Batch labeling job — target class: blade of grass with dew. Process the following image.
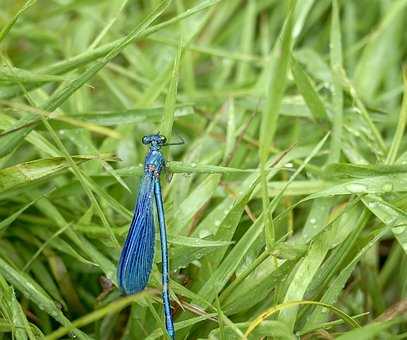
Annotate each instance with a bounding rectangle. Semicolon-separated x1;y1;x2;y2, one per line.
290;55;328;122
338;71;386;156
0;101;120;139
223;197;360;316
293;0;316;38
29;196;117;282
235;0;256;84
278;203;369;330
362;195;407;253
146;314;218;340
31;96;120;246
0;274;35;340
20;222;96;267
195;134;328;305
221;258;296;315
179;149;310;272
209;320;294;340
88;0;131;50
300;197;333;242
335;318;404;340
0;155;112;197
328;0;343;163
191;146;308;258
259;0;295;245
46;253;85;315
171;185;254;270
0;0;37;43
306;173;407;199
303;225;389;330
0;257;89;339
44;290;154;340
222;99;236;163
23;224;71;271
159;38;183;139
2;1;407;338
244;300;359;338
173;174;222;234
0;0;224;102
353;0;407;101
18;246;66;309
324;162;407;179
169;235;232;248
0;192;46;232
385;69;407;164
149;35;263;65
297;201;367;295
0;0;170;158
0;113;61;157
0;66;65;84
11;286;37;340
50;105;194;126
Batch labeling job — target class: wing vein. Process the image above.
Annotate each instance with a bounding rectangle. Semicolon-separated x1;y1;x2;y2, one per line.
118;173;155;294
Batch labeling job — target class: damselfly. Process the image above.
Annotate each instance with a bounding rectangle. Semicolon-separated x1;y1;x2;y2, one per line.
118;134;182;339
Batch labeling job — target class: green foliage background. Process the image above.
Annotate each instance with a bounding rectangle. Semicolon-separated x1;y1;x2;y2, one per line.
1;0;407;339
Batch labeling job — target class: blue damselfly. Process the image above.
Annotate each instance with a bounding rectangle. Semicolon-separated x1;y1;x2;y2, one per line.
118;134;182;339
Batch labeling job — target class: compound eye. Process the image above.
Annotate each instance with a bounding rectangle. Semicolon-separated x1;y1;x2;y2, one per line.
160;135;167;144
142;136;150;144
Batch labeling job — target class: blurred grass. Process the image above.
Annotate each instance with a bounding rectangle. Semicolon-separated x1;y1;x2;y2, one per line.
0;0;407;339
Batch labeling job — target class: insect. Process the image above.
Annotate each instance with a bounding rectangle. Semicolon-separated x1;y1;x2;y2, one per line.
118;133;182;339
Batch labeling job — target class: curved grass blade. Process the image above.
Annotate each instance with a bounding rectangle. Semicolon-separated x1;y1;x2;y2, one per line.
0;0;36;43
44;290;155;340
0;155;114;198
244;300;360;338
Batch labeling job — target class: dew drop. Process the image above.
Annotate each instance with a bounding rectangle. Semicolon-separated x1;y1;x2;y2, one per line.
199;229;211;238
346;183;367;193
393;227;404;235
382;183;393;193
105;271;115;280
368;202;377;209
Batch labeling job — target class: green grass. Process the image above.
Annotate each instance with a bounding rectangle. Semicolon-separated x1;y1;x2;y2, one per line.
1;0;407;339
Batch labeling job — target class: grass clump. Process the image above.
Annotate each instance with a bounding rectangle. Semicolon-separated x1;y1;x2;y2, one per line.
1;0;407;339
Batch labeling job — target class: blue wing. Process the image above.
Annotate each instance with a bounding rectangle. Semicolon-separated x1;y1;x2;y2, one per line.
118;173;155;295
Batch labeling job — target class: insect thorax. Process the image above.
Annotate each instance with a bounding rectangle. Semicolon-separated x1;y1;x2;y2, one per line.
144;149;165;175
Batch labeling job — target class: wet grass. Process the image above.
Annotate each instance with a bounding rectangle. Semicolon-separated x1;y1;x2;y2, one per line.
1;0;407;339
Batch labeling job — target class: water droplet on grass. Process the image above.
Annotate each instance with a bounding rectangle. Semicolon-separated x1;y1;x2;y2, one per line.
393;227;404;235
368;201;377;209
382;183;393;192
199;229;210;238
346;183;367;193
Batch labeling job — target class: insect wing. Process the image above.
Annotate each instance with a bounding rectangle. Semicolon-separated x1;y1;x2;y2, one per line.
118;174;155;295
